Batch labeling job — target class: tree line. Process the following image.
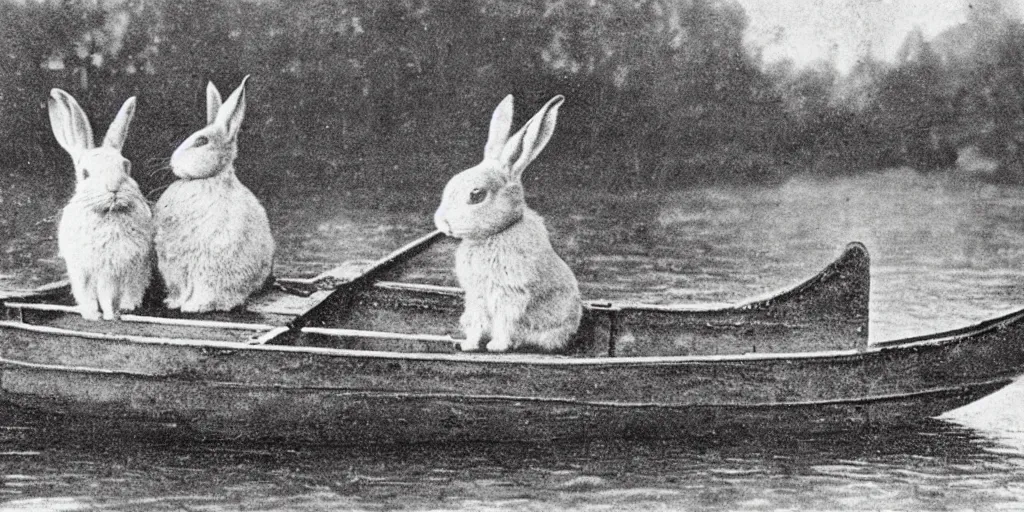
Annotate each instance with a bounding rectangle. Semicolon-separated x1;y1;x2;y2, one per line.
2;0;1024;197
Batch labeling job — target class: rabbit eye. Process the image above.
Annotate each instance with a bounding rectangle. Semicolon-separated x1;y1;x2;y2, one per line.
468;188;487;205
81;168;90;179
193;135;210;147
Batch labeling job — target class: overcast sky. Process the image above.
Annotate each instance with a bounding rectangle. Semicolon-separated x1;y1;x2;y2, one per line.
736;0;1024;73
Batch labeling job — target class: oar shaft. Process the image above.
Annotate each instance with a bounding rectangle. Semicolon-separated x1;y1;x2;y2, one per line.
345;229;446;285
287;229;449;328
276;230;446;295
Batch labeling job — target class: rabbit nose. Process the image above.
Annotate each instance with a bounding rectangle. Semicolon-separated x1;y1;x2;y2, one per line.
433;213;451;235
104;174;125;192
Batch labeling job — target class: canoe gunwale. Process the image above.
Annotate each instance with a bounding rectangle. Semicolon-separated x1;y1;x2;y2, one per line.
2;303;1023;365
608;241;869;314
339;241;871;315
872;306;1024;347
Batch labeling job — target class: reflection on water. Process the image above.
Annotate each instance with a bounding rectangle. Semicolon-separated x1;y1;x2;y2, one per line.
1;421;1024;511
1;422;1023;511
5;169;1024;510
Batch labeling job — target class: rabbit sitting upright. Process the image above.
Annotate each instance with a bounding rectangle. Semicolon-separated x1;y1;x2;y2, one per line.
48;89;153;320
153;76;274;313
434;95;581;353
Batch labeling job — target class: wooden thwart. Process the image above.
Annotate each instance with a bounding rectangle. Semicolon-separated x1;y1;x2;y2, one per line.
5;302;276;332
3;301;461;349
301;326;458;344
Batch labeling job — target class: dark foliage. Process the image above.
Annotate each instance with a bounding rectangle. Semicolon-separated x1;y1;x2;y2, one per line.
1;0;1023;196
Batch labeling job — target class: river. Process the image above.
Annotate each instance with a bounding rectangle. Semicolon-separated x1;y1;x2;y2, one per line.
2;168;1024;510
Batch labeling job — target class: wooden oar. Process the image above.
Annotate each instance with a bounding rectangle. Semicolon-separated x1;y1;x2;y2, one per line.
276;229;447;297
286;229;448;329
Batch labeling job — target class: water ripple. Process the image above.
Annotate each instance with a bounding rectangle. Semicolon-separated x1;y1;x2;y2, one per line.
5;171;1024;509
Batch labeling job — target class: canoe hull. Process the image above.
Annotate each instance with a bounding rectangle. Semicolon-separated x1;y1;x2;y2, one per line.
1;239;1017;446
0;367;1007;445
2;304;1023;445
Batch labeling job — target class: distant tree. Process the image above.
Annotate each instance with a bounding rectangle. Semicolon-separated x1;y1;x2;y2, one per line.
973;22;1024;181
9;0;968;192
855;28;954;170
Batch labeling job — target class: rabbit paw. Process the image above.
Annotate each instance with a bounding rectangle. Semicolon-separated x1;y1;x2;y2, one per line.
486;337;511;353
460;336;482;352
78;306;101;321
460;326;485;351
120;295;143;312
180;300;216;314
163;296;182;309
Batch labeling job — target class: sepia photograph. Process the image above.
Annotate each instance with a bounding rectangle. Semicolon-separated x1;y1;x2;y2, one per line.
2;0;1024;509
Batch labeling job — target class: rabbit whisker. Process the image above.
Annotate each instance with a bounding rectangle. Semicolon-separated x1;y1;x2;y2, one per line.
146;183;172;201
145;157;173;178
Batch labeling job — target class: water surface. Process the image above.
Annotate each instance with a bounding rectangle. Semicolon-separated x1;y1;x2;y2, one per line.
3;169;1024;510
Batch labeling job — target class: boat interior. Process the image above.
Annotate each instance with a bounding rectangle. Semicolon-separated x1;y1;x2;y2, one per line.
0;236;871;358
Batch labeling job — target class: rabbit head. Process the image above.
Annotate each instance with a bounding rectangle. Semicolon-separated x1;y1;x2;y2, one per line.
48;89;139;215
169;76;249;179
434;94;563;240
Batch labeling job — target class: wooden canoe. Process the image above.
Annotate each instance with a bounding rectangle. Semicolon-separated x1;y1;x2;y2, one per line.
0;297;1021;445
0;239;901;445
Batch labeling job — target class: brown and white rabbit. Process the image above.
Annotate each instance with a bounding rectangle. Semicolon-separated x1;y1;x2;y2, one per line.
49;89;153;321
433;95;581;352
153;76;274;312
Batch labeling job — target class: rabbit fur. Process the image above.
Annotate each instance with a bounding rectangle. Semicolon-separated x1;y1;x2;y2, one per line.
49;89;153;321
434;95;581;352
153;76;274;312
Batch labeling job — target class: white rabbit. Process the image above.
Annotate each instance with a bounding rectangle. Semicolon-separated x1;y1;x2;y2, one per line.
49;89;153;321
433;95;581;352
153;76;274;313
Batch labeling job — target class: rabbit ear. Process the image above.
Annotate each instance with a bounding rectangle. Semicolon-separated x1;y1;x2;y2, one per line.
483;95;514;160
499;95;564;181
101;96;136;150
214;75;249;140
48;89;95;160
206;81;222;125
